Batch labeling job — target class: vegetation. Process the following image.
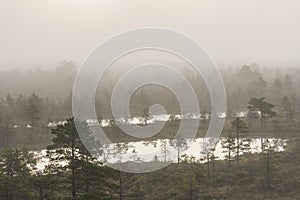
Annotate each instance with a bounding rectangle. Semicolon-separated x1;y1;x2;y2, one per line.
0;63;300;199
0;124;298;199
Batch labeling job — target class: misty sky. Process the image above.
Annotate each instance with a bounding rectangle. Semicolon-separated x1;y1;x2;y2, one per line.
0;0;300;70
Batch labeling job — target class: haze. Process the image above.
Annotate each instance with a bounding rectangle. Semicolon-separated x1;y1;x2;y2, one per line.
0;0;300;70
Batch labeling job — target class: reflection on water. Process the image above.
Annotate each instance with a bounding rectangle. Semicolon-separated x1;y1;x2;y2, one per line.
33;137;286;171
102;137;286;163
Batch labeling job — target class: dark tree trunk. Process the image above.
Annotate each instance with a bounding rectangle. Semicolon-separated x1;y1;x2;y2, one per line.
40;187;43;200
177;148;180;164
266;149;271;190
71;145;76;200
119;171;122;200
164;145;167;162
207;154;210;181
228;150;231;169
237;128;240;165
261;113;265;151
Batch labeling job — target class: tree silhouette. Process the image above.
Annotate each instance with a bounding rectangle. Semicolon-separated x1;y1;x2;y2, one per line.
254;76;267;97
282;95;294;122
170;136;188;164
231;117;248;165
248;97;276;150
25;93;42;128
47;117;97;200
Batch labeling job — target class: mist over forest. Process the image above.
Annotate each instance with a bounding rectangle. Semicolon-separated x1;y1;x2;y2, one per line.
1;60;299;119
1;1;300;198
0;60;300;199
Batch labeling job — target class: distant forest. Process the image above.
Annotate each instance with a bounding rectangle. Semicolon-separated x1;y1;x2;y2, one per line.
0;61;299;121
0;62;300;199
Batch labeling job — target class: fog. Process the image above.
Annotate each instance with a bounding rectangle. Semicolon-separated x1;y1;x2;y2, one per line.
1;0;300;71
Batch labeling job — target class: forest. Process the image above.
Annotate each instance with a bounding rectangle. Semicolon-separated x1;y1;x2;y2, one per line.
0;61;299;199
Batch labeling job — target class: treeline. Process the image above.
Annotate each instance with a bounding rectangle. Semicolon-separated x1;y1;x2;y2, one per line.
1;62;300;117
0;93;299;149
0;93;72;127
0;60;77;99
0;117;298;199
224;63;299;113
0;92;72;149
1;63;300;124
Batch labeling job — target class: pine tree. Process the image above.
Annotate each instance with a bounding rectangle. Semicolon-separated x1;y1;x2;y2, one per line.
222;134;236;169
231;117;248;165
25;92;42;128
0;148;36;200
282;95;294;122
254;76;267;97
248;97;276;150
170;136;188;164
47;117;97;199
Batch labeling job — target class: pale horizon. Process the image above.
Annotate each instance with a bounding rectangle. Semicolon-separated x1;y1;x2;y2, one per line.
1;0;300;71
